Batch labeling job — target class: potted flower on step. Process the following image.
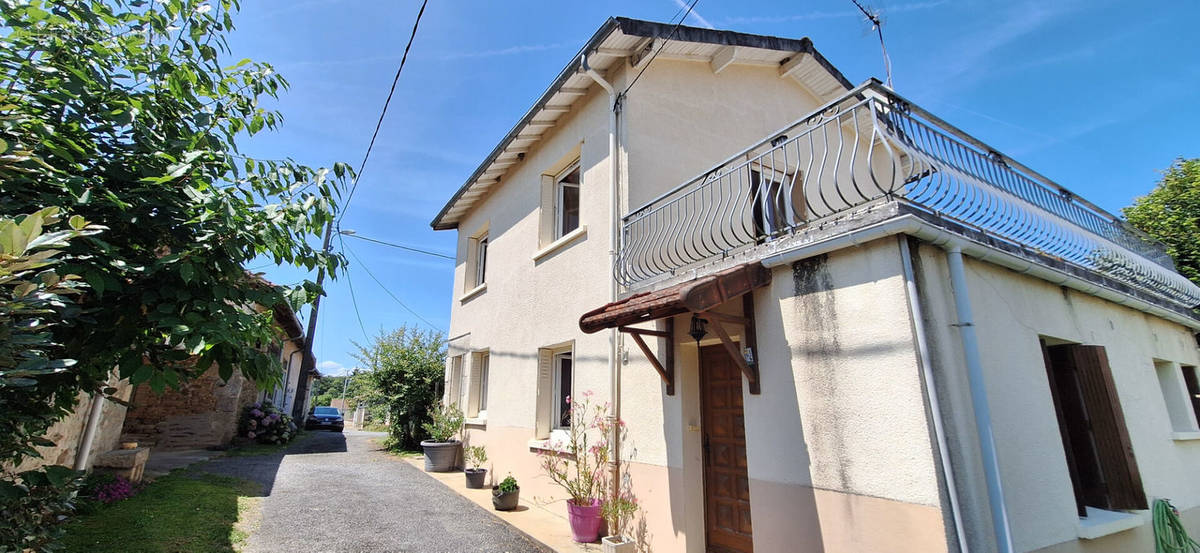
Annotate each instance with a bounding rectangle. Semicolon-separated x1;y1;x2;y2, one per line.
464;445;488;489
420;401;464;472
492;474;520;511
537;391;611;543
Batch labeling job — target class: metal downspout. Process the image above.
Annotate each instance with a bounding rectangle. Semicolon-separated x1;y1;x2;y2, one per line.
899;237;969;552
74;372;114;471
945;246;1014;553
581;53;623;535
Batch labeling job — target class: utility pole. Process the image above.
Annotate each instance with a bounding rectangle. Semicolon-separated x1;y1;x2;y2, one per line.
291;221;334;422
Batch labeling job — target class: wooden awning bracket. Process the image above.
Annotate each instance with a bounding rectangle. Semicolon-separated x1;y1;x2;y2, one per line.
619;318;675;395
699;295;761;394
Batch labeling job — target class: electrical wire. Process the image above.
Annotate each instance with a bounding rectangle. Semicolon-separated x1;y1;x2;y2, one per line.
338;234;371;341
338;0;429;223
621;0;700;97
340;232;454;260
341;241;443;332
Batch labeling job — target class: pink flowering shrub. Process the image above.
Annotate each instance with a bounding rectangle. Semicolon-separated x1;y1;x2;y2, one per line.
80;472;139;506
537;391;640;534
238;400;297;444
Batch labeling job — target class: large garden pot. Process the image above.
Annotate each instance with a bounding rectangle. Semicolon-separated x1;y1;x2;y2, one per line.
464;468;488;489
492;485;520;511
420;440;461;472
567;498;603;543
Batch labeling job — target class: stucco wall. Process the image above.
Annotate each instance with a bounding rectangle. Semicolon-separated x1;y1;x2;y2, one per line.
443;55;940;552
912;240;1200;552
7;379;134;474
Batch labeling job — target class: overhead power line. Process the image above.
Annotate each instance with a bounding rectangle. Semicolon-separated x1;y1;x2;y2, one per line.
340;232;454;260
338;234;371;341
342;242;443;332
338;0;429;223
622;0;700;97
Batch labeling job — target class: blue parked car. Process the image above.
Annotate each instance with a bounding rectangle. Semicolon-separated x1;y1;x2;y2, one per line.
306;406;344;431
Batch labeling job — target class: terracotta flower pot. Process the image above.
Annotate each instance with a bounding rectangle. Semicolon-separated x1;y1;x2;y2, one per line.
567;498;603;543
492;485;520;511
420;440;461;472
465;468;487;489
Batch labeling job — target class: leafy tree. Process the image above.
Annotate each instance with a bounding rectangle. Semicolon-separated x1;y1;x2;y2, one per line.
1124;158;1200;285
354;326;445;450
0;0;348;424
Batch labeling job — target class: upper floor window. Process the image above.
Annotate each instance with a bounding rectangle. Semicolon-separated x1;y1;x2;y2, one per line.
474;235;488;286
555;163;581;239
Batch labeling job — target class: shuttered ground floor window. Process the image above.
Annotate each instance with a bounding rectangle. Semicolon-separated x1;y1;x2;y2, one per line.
1041;340;1147;517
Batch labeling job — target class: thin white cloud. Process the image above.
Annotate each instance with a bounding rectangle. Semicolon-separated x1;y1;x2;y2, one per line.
721;1;947;25
672;0;716;29
318;360;345;374
437;43;569;61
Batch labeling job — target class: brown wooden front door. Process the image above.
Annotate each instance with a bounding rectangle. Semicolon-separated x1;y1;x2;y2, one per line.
701;344;753;553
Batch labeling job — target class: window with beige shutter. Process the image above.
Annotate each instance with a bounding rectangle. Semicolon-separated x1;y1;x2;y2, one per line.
534;342;573;440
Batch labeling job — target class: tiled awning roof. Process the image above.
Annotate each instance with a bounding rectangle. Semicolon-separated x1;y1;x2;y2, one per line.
579;262;770;333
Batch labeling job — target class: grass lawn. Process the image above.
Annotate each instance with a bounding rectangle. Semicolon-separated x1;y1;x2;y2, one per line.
61;473;262;553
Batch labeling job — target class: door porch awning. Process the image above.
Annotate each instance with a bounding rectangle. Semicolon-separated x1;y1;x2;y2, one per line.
579;262;771;334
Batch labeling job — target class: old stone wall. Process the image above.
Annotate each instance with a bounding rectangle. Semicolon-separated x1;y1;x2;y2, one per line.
6;378;134;474
121;363;257;450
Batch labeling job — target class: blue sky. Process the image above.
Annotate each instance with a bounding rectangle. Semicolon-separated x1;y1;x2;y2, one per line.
228;0;1198;376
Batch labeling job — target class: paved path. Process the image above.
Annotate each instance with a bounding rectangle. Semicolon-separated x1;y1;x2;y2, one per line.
194;430;550;553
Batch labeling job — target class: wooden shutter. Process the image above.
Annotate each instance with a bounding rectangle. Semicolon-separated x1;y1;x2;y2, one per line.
534;349;553;439
466;353;482;417
1047;344;1148;510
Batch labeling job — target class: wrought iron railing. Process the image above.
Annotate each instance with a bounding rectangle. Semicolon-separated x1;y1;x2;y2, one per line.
617;81;1200;309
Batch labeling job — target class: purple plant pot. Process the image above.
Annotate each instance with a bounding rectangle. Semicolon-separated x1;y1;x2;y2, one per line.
567;498;603;543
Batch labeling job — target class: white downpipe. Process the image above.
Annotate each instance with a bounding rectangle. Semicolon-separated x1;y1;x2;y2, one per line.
74;389;106;471
581;54;623;534
898;236;969;553
946;246;1014;553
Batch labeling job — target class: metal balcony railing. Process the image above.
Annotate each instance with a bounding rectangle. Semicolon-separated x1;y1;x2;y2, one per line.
617;81;1200;309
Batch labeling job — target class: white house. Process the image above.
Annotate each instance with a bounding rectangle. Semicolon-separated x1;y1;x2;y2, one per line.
431;17;1200;553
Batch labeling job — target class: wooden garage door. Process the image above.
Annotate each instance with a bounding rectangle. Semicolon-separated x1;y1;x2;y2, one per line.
701;345;753;553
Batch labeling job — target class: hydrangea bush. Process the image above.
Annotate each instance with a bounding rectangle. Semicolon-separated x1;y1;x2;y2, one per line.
238;400;298;444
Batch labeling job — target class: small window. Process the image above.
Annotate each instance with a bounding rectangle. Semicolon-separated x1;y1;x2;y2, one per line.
475;236;488;286
1155;360;1200;432
553;351;573;429
477;351;489;413
1041;340;1147;515
1181;365;1200;425
555;164;581;239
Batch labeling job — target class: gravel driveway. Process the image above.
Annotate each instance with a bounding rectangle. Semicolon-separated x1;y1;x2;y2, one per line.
195;430;549;553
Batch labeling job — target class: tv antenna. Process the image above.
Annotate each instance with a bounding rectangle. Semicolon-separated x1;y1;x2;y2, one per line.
850;0;894;88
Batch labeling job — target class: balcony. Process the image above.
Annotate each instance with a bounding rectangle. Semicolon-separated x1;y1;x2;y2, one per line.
616;80;1200;312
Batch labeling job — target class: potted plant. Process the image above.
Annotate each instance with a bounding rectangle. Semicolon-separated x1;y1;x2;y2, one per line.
600;483;638;553
420;401;465;472
464;445;488;489
537;391;612;543
492;474;520;511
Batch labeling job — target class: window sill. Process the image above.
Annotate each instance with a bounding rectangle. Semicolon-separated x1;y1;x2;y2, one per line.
1077;507;1148;540
527;438;575;459
1172;431;1200;441
465;417;487;428
532;225;587;262
459;283;487;303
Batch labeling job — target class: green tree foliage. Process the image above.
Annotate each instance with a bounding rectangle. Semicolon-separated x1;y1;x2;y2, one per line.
354;326;445;450
0;0;349;405
310;370;375;411
0;208;101;466
1124;158;1200;286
